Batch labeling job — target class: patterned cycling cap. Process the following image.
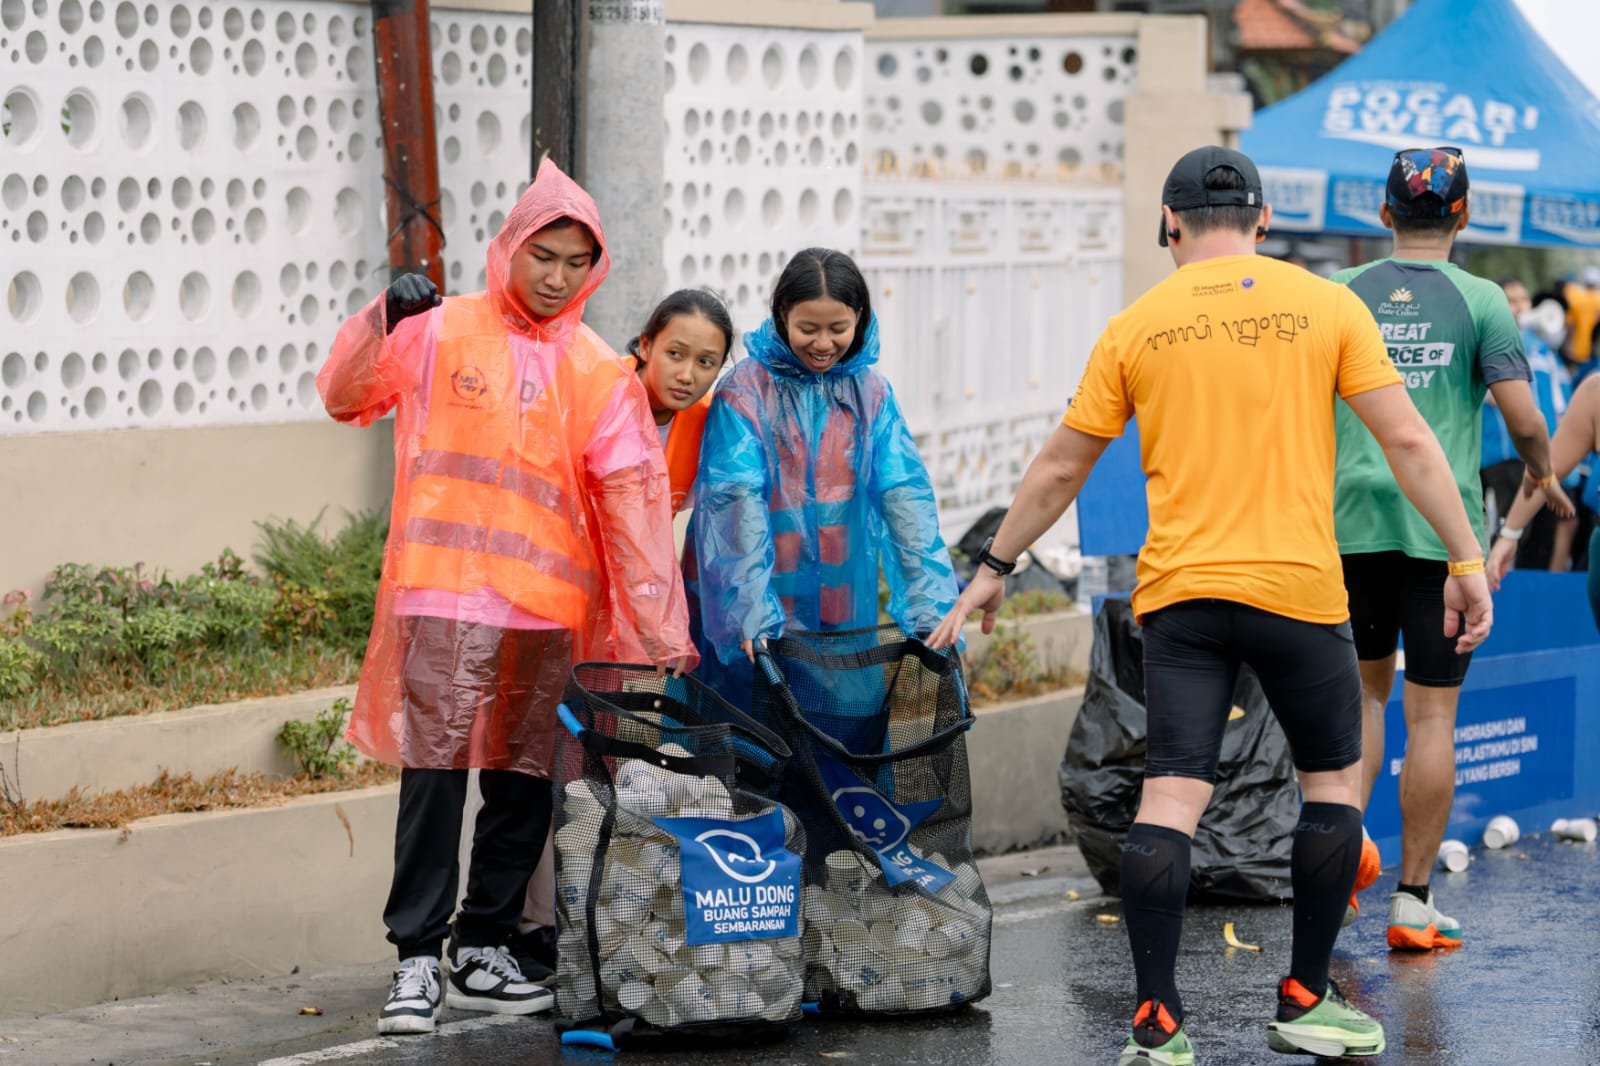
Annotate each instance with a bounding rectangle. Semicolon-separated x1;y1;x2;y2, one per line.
1385;146;1469;218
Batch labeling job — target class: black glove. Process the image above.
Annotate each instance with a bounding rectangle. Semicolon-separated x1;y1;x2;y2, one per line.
384;273;440;335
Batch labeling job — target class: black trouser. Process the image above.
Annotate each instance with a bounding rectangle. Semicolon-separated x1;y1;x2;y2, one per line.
385;767;553;961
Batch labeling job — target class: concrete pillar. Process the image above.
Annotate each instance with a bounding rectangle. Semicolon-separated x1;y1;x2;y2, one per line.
1121;15;1253;302
579;0;668;350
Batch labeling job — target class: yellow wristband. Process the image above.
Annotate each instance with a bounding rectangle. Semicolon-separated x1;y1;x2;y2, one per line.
1536;472;1558;488
1447;558;1485;577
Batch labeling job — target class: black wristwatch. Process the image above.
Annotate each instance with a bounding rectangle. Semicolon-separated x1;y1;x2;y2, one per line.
976;536;1017;577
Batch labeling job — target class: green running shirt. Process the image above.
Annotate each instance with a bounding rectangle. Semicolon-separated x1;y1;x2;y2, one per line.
1332;258;1530;559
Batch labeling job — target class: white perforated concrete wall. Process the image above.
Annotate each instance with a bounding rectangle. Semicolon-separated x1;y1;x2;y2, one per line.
661;23;862;333
863;34;1135;182
1;0;533;434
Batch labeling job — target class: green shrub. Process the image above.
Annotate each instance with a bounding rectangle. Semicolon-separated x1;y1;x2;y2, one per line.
0;510;382;727
0;635;42;702
255;508;387;653
277;698;359;779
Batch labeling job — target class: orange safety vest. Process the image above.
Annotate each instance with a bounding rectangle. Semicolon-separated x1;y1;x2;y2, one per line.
623;355;711;514
394;294;620;628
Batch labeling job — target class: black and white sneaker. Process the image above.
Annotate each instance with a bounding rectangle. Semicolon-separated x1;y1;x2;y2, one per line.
377;956;443;1035
446;945;555;1015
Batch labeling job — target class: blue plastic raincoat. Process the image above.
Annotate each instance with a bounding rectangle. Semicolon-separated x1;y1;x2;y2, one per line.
688;314;957;702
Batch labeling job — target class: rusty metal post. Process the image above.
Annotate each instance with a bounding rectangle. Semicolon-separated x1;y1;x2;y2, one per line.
532;0;584;173
370;0;445;290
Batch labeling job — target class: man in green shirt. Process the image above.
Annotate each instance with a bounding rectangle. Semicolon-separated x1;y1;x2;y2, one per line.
1334;147;1572;951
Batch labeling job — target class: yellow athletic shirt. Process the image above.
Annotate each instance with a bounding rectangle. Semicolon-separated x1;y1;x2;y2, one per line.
1063;255;1401;624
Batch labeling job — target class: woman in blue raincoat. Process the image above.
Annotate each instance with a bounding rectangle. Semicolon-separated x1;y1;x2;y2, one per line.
689;247;958;708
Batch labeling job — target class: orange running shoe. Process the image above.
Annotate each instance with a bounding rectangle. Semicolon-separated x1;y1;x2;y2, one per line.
1342;833;1381;927
1386;890;1463;951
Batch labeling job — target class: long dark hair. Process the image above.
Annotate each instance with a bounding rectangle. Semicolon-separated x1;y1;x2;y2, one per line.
626;288;735;362
770;248;872;360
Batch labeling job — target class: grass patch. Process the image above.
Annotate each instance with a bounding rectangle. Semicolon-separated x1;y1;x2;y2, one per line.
1;642;356;731
0;762;399;837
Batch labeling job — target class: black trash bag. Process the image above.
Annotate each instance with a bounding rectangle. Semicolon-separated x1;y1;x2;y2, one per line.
953;507;1078;598
1058;598;1298;903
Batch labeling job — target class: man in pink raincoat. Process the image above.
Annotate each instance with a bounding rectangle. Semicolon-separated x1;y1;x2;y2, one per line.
318;159;694;1035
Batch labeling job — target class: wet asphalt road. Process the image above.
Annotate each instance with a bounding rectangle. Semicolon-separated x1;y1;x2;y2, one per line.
12;838;1599;1066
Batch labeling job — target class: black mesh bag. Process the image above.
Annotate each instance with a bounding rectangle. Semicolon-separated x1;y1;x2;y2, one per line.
552;664;805;1051
750;625;992;1015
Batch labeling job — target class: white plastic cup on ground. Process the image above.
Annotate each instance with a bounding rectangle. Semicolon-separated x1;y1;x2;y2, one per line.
1552;817;1598;842
1437;839;1470;872
1482;814;1520;849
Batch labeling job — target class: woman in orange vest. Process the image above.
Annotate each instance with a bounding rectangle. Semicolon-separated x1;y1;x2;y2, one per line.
316;158;694;1037
625;289;735;514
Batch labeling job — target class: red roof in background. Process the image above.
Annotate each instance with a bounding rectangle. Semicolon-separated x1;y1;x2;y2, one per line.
1234;0;1360;54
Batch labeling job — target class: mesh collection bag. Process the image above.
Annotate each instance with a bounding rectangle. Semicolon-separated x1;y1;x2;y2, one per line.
553;664;806;1050
751;626;992;1015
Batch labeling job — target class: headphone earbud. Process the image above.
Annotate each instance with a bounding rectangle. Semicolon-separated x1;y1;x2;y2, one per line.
1166;228;1181;242
1256;226;1268;240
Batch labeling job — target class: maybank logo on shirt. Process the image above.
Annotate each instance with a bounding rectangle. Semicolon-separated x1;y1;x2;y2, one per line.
1321;83;1540;170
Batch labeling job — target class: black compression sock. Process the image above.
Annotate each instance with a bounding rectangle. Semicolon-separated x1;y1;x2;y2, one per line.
1397;882;1431;903
1289;802;1363;998
1120;822;1193;1023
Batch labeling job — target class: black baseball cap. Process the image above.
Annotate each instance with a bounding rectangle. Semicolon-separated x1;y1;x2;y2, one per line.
1158;146;1263;247
1386;146;1469;218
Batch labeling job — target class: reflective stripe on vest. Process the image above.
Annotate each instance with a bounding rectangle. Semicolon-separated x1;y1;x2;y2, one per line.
412;449;571;514
405;517;598;596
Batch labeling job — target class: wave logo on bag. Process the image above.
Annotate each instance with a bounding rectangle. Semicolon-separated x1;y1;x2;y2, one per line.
692;828;778;884
815;755;955;892
655;809;801;945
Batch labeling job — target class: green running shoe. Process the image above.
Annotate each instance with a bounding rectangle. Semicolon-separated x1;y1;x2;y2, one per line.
1118;999;1195;1066
1266;977;1385;1058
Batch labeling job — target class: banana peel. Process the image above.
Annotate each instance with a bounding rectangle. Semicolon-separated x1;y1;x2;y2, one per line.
1223;921;1262;952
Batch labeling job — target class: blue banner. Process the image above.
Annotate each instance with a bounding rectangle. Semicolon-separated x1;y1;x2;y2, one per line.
652;809;800;946
815;755;955;892
1366;677;1577;844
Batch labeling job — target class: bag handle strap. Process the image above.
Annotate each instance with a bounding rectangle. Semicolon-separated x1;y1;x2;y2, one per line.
753;643;972;767
557;704;738;781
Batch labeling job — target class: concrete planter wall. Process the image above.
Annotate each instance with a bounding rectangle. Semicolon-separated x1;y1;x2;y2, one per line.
0;609;1089;1017
968;688;1083;855
0;784;398;1019
962;609;1091;681
1;685;356;803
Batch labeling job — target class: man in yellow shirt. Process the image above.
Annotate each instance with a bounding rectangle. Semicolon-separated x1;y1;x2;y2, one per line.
930;146;1492;1065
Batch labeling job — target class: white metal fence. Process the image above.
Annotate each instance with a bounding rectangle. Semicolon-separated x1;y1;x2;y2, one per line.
3;2;1135;545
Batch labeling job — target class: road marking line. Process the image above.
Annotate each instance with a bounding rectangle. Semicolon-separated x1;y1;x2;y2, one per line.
256;1014;524;1065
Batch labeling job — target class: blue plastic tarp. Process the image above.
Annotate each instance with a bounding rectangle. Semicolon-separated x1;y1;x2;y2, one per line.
1240;0;1600;247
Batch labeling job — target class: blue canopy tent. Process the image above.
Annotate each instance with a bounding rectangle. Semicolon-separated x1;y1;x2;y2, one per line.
1240;0;1600;247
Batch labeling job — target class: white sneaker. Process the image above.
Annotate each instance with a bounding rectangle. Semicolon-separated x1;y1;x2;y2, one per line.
446;945;555;1015
1386;890;1463;951
377;956;443;1035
